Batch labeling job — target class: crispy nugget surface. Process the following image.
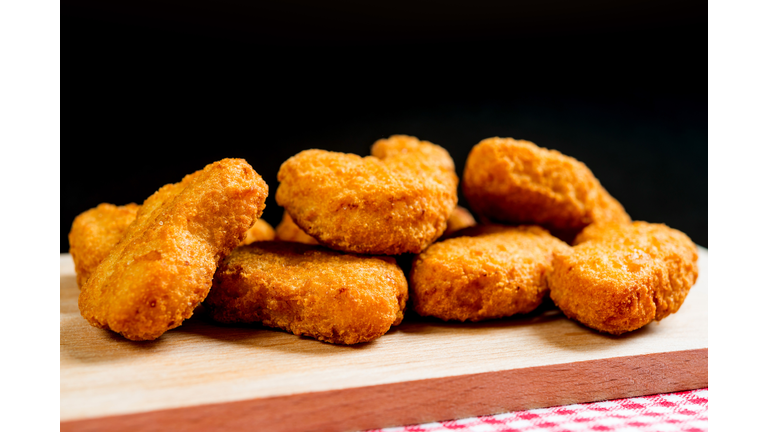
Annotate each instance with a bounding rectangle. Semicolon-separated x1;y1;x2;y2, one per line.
441;206;477;239
79;159;268;341
205;242;408;345
69;203;140;288
462;138;630;241
275;211;319;244
276;135;459;255
411;226;569;322
549;222;698;334
69;200;268;280
241;218;276;245
276;207;474;245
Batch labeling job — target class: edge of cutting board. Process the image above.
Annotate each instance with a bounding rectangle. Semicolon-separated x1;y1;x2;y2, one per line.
61;348;707;432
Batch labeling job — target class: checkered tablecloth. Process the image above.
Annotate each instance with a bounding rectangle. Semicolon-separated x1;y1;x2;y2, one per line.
369;388;708;432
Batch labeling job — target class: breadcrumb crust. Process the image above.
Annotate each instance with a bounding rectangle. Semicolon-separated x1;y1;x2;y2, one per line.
276;135;458;255
275;211;319;244
411;225;569;322
69;203;140;288
463;137;630;241
549;222;698;334
206;242;408;345
78;159;268;341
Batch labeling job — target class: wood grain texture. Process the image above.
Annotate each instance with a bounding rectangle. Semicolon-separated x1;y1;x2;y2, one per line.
61;248;708;431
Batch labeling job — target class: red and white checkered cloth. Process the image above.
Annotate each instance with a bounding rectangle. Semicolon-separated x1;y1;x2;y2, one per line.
370;389;708;432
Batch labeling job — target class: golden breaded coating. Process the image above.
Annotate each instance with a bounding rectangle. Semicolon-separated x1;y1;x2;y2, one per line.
548;222;698;334
273;207;469;246
68;203;140;288
410;226;569;322
462;137;630;241
274;211;319;244
241;218;276;245
205;242;408;345
70;199;268;275
276;135;459;255
79;159;268;341
441;206;477;239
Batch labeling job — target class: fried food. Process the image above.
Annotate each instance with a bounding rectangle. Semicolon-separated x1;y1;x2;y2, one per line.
205;242;408;345
275;135;459;255
274;211;318;244
410;225;569;322
440;206;477;239
68;203;140;288
548;222;698;334
241;218;276;245
69;202;269;287
462;137;630;241
275;206;474;246
79;159;268;341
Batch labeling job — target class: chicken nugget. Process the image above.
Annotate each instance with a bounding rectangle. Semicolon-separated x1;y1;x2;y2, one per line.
68;203;140;288
548;222;698;334
275;135;459;255
69;201;271;285
410;225;569;322
241;218;276;245
79;159;268;341
205;242;408;345
70;172;202;290
274;211;319;244
276;206;475;246
440;205;477;239
462;137;630;241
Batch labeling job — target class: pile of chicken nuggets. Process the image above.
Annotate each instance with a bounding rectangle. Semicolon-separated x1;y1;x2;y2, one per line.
69;135;698;344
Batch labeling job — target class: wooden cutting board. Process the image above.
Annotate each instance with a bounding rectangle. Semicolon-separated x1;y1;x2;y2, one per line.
60;248;708;432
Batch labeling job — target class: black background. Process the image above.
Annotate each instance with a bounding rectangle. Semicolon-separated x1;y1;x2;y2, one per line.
62;0;707;252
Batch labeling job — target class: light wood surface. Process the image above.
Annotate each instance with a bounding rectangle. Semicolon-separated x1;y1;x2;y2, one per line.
61;247;708;431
